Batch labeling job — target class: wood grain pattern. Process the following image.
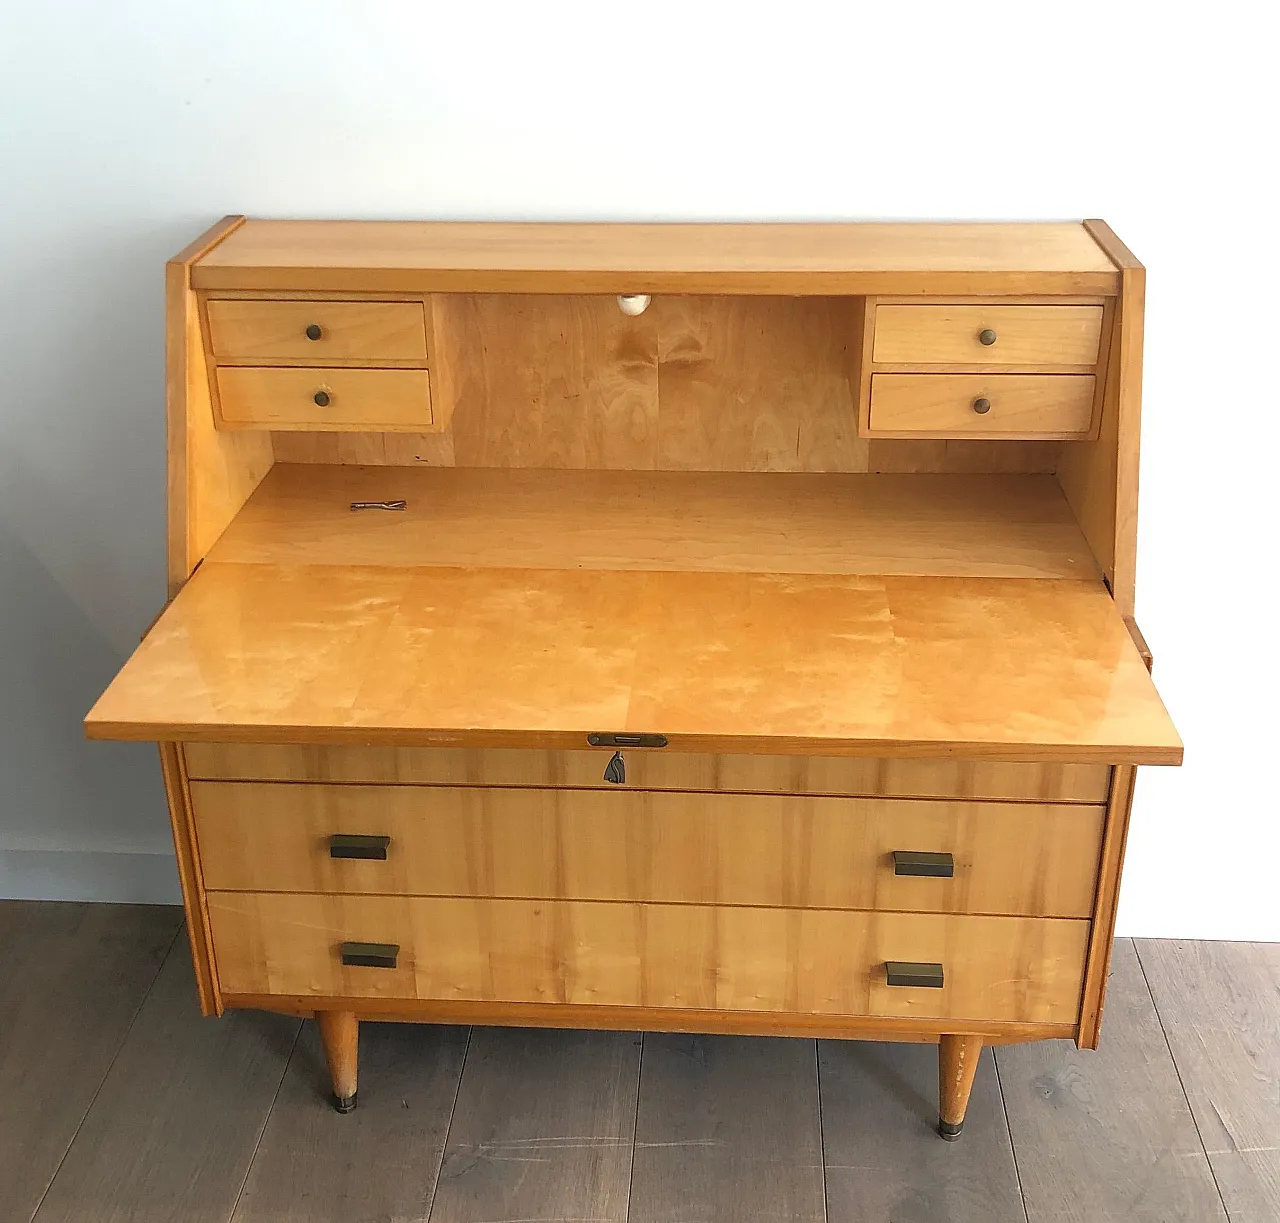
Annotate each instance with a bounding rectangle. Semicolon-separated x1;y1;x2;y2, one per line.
167;217;274;591
230;1021;469;1223
207;464;1102;580
820;1041;1026;1221
182;741;1113;802
996;939;1227;1222
429;1027;639;1223
205;892;1090;1024
87;565;1181;765
869;374;1096;439
1057;219;1144;613
206;297;428;362
629;1034;825;1223
1137;939;1280;1223
190;781;1105;918
222;992;1074;1042
30;938;301;1223
1078;763;1137;1047
215;367;433;431
190;219;1121;295
873;303;1104;366
158;742;221;1015
0;903;179;1223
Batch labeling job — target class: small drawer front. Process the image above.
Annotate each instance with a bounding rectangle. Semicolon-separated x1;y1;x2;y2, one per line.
182;743;1112;804
869;374;1095;439
206;892;1089;1025
190;782;1105;918
872;304;1103;367
206;299;428;362
215;366;432;431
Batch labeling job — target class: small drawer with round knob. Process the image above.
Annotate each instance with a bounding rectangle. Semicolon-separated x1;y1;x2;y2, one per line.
868;373;1096;439
215;366;433;431
871;304;1103;367
205;299;429;362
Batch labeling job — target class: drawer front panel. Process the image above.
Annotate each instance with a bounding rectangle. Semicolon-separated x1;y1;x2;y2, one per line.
207;892;1088;1025
872;304;1103;366
191;783;1105;917
206;299;428;362
183;743;1111;804
216;366;432;431
869;374;1095;439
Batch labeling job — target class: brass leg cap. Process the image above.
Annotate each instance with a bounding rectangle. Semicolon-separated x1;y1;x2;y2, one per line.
938;1118;963;1141
333;1092;357;1114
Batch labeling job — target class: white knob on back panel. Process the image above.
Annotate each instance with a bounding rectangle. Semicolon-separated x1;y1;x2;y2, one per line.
617;294;651;316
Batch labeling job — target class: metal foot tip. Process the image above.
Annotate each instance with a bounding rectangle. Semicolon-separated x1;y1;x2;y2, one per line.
938;1118;963;1141
333;1092;357;1114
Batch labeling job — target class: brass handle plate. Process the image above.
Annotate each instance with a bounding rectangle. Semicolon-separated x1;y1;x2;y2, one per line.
329;833;391;860
893;850;954;878
341;941;400;969
588;732;668;748
886;961;944;988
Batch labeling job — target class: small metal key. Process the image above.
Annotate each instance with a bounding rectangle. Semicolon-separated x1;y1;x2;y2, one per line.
349;500;407;511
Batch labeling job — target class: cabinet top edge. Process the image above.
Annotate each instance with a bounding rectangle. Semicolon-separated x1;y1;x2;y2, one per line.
186;219;1122;295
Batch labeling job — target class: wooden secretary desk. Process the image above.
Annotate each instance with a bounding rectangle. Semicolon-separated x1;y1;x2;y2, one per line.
86;217;1181;1139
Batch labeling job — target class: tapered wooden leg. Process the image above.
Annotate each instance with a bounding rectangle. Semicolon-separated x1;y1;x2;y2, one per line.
937;1034;983;1140
318;1011;359;1113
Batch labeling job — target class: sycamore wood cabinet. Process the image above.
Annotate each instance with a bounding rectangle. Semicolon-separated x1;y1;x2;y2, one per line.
86;218;1180;1138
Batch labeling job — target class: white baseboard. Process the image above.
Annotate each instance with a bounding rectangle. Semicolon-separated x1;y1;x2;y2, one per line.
0;849;182;904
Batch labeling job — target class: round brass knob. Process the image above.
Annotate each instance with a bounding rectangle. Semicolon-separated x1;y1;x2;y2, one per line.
313;390;331;407
972;397;991;414
978;328;997;346
305;323;323;341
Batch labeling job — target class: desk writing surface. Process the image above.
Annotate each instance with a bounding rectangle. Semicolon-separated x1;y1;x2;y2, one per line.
85;561;1180;764
192;221;1120;295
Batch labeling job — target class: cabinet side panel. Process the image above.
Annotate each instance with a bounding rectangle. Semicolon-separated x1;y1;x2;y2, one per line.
157;742;222;1015
1077;763;1137;1047
167;216;273;593
1057;221;1144;615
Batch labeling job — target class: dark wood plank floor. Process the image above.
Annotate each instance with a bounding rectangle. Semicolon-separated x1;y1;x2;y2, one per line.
1;902;1275;1223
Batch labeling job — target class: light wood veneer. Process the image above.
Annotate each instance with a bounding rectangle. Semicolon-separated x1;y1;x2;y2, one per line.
206;892;1089;1025
190;782;1104;918
85;217;1180;1139
183;742;1112;802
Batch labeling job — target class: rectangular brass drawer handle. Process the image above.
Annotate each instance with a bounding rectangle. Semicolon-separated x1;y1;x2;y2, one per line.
885;960;944;988
328;834;391;860
340;941;400;969
892;850;954;878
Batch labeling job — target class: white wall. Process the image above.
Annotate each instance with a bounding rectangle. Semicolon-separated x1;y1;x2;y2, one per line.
1;1;1275;936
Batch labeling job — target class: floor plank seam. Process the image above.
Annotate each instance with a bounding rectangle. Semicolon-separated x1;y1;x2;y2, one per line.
622;1030;644;1223
26;920;184;1223
991;1043;1033;1223
227;1017;303;1222
1133;940;1235;1222
424;1023;473;1223
813;1040;829;1223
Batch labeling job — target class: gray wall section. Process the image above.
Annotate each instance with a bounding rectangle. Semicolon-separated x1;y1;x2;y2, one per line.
0;221;190;902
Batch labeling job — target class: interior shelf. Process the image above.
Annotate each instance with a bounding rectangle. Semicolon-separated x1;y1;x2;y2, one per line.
209;464;1102;581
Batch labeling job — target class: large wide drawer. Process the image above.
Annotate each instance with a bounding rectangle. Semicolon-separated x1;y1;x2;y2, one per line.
206;299;429;362
207;892;1089;1025
182;743;1111;804
215;366;433;431
872;304;1103;367
869;374;1096;439
190;783;1104;917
